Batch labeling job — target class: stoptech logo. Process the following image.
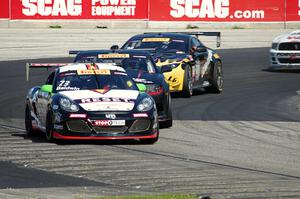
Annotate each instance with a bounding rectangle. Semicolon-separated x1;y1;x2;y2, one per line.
170;0;264;19
22;0;82;16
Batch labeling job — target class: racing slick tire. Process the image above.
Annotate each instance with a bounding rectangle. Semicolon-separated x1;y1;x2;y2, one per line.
46;111;55;142
25;105;38;136
181;65;193;98
161;95;173;128
207;61;224;93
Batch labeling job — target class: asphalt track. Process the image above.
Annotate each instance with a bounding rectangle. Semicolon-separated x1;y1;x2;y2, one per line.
0;47;300;198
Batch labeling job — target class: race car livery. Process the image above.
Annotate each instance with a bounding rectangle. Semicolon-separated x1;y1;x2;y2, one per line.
72;50;173;127
118;32;224;97
25;63;159;143
270;30;300;70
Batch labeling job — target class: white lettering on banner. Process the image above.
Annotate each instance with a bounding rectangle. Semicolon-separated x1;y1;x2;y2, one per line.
298;0;300;16
170;0;229;18
22;0;82;16
91;0;136;16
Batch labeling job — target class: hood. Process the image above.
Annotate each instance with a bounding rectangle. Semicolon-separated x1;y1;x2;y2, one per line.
59;89;139;112
273;31;300;43
152;51;189;67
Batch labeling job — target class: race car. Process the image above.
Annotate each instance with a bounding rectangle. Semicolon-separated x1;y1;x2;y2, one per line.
25;63;159;143
113;32;224;97
270;30;300;70
71;50;173;128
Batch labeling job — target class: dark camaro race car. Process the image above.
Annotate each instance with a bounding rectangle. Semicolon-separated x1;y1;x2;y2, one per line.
114;32;224;97
71;50;173;128
25;63;159;143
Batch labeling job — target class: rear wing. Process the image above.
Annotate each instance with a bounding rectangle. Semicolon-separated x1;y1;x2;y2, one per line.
26;63;70;81
69;50;82;55
143;31;221;48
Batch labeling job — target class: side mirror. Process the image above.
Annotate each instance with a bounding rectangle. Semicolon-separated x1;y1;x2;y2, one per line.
196;46;207;53
110;45;119;50
161;65;172;73
136;83;146;92
41;84;53;93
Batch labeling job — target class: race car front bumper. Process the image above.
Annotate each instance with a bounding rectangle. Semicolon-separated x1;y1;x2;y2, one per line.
163;65;185;92
270;49;300;70
52;111;158;140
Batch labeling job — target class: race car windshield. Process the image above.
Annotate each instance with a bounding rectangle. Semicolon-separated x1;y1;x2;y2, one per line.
75;56;156;73
123;39;188;53
54;71;137;92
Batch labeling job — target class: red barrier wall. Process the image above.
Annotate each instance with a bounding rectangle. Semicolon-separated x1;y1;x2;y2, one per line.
149;0;284;22
286;0;300;21
0;0;9;18
11;0;148;19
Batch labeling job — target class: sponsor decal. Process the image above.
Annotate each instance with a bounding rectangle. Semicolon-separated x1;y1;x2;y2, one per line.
77;69;111;75
22;0;82;16
86;64;99;70
133;113;148;118
213;53;220;59
92;89;110;94
54;124;64;130
126;80;133;87
80;97;135;104
105;114;116;119
69;113;87;118
93;120;125;126
98;54;130;59
142;38;171;42
91;0;136;16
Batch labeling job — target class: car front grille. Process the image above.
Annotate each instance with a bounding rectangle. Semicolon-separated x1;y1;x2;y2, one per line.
93;126;128;134
278;58;300;64
66;120;91;133
128;119;151;133
279;43;300;51
66;119;151;134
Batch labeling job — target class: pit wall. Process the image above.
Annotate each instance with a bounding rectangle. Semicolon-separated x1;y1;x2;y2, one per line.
1;0;300;28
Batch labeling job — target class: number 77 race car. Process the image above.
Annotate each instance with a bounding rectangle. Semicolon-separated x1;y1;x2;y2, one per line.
25;63;159;144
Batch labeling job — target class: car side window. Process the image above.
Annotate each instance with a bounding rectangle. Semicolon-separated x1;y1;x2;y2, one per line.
191;37;203;48
46;72;55;85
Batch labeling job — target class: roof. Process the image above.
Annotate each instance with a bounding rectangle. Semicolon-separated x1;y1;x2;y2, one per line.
77;50;152;58
58;63;126;73
130;33;191;40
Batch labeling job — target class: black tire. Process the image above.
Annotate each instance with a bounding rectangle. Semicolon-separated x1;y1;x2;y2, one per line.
207;61;224;93
161;95;173;128
181;65;193;97
25;105;38;136
45;111;55;142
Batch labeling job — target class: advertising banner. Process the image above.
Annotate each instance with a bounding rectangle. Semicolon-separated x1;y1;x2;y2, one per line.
286;0;300;21
0;0;9;18
11;0;148;19
149;0;285;22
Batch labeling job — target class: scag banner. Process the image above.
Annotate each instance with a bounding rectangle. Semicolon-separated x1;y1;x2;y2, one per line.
0;0;9;18
149;0;285;22
286;0;300;21
11;0;148;19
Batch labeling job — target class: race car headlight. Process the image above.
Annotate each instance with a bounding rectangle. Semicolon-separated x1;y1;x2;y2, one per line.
59;98;79;112
137;97;154;112
272;43;278;50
